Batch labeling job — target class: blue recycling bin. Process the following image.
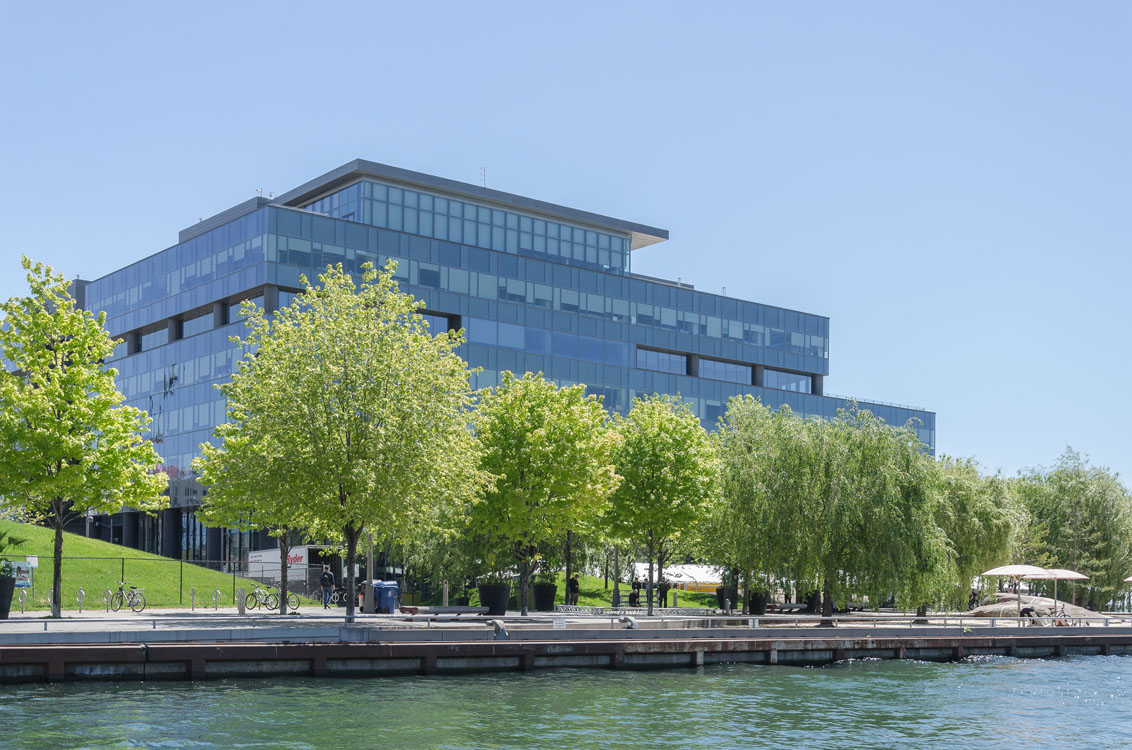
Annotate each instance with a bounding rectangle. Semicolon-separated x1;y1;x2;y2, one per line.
375;581;399;614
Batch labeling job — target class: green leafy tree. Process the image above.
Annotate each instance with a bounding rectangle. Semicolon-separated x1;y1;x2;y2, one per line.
1015;448;1132;609
606;394;717;615
199;261;483;622
468;371;620;615
931;457;1021;607
712;396;948;620
0;257;168;617
195;410;309;615
707;396;798;611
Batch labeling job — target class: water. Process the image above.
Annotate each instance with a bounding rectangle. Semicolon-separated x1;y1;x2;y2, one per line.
2;656;1130;749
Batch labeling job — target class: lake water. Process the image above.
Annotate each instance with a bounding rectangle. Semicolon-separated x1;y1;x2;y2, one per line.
2;656;1129;749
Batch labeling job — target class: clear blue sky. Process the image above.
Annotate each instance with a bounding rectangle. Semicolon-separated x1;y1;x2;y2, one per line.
2;3;1129;480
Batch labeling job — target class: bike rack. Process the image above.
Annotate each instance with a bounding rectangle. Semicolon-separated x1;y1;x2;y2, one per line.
212;589;221;611
104;589;111;613
17;590;26;614
75;588;85;614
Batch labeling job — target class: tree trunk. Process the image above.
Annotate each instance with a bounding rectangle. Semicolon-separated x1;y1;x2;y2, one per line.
520;557;531;616
564;530;574;602
603;552;608;590
820;580;834;626
742;569;750;615
646;538;655;616
344;524;360;623
51;499;64;619
612;547;620;606
278;532;291;616
914;603;928;624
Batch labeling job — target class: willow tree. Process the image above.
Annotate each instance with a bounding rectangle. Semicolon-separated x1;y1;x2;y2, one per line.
468;372;620;615
932;457;1021;607
0;257;168;617
708;396;799;611
1015;448;1132;609
713;396;949;620
208;261;483;622
606;394;717;615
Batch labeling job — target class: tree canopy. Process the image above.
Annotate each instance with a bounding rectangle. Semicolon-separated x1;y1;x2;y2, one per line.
710;396;950;618
1014;448;1132;608
606;394;717;615
467;371;620;615
0;257;167;617
196;261;484;621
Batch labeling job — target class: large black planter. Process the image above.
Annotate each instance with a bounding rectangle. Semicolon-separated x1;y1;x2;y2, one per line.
803;590;821;614
532;583;557;611
715;586;739;610
477;583;511;616
750;591;768;616
0;577;14;620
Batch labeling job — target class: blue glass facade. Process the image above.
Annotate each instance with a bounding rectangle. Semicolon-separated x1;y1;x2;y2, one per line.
80;160;935;559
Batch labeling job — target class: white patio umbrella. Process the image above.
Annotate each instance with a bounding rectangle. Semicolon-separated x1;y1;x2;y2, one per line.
1026;568;1089;611
981;565;1054;620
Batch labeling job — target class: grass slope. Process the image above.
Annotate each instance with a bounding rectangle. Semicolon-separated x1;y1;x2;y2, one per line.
0;520;273;611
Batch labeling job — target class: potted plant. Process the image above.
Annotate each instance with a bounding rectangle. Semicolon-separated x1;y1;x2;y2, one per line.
532;570;558;612
476;573;512;616
0;529;28;620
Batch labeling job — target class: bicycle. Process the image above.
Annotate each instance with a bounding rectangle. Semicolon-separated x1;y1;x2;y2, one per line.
110;580;146;613
245;585;300;612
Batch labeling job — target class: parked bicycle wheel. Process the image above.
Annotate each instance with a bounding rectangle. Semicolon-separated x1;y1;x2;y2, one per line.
110;591;124;612
286;593;300;611
265;593;280;610
245;592;259;610
130;592;146;613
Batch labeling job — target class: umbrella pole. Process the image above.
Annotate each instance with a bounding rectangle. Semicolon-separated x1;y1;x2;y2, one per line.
1016;577;1021;624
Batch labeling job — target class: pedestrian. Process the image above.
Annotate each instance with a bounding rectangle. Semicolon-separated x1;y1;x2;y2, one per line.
320;564;335;609
658;577;670;608
568;574;581;605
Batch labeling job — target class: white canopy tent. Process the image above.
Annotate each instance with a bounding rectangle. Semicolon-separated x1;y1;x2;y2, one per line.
980;564;1054;620
1025;568;1089;612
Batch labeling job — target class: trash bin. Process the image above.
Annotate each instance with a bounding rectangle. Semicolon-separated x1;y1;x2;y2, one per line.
376;581;399;614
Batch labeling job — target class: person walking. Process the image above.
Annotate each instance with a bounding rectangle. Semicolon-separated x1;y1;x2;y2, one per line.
567;574;581;606
320;564;335;609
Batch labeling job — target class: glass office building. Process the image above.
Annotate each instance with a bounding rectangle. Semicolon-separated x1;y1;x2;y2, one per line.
78;159;935;562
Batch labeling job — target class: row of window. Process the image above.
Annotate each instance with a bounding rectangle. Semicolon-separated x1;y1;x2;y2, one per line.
306;180;631;274
85;211;268;321
636;349;687;375
700;359;751;385
465;369;933;448
365;256;827;357
764;369;813;393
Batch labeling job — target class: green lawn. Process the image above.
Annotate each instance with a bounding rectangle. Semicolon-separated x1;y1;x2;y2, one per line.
458;570;718;609
0;520;297;612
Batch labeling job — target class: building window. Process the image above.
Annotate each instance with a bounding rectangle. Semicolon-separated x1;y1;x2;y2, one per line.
701;359;751;385
182;313;212;338
636;348;686;375
229;295;264;322
765;369;812;393
140;329;168;351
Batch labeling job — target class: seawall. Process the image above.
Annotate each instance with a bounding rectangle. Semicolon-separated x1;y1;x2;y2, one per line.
2;626;1130;683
